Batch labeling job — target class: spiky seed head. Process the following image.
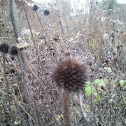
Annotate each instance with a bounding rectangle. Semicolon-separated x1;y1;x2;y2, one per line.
0;43;9;53
44;10;50;16
52;56;88;92
10;46;18;55
33;5;38;11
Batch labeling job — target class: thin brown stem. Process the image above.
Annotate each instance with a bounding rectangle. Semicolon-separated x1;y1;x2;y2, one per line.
3;53;14;125
63;89;70;126
21;0;40;76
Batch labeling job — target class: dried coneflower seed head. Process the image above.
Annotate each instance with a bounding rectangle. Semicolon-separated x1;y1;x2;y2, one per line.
10;46;18;55
44;10;50;16
0;43;9;53
33;5;38;11
52;56;88;92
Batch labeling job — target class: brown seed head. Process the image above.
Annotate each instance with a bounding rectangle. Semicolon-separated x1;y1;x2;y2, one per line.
52;56;88;92
0;43;10;53
10;46;18;55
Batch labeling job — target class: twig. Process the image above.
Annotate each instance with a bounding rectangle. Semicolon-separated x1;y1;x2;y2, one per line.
2;53;14;125
9;0;41;125
79;93;104;126
21;0;40;76
24;60;58;125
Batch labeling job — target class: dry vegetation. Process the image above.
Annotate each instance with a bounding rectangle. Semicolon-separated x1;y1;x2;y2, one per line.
0;0;126;126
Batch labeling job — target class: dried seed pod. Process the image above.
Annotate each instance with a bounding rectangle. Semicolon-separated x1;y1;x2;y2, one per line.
44;10;50;16
0;43;10;53
33;5;38;11
10;46;18;55
52;56;88;92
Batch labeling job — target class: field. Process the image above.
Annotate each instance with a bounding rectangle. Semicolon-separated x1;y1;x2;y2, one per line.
0;0;126;126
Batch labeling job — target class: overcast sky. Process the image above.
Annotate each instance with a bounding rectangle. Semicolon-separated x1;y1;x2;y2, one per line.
119;0;126;3
32;0;126;4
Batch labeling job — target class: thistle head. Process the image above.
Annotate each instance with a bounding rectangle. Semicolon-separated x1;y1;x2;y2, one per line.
0;43;10;53
10;46;18;55
33;5;38;11
51;56;88;92
44;10;50;16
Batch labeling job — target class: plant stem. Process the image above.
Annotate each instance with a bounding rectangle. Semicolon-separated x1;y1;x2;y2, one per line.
63;89;70;126
3;54;14;125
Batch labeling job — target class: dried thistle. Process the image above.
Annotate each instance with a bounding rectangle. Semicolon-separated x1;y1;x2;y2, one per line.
33;5;38;11
52;56;88;126
0;43;10;53
10;46;18;55
52;56;88;92
44;10;50;16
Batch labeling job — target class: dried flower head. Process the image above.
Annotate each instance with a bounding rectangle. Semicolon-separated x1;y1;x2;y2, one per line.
10;46;18;55
33;5;38;11
52;56;88;92
44;10;50;16
0;43;10;53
